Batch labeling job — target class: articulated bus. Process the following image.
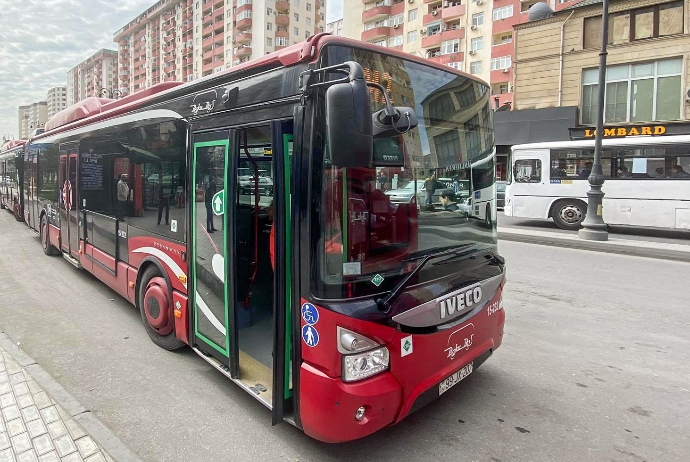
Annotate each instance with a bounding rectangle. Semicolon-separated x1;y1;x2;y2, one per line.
505;136;690;230
17;35;505;442
0;139;26;220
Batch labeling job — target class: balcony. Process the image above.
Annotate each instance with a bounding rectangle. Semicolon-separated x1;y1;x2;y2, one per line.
422;32;442;48
202;35;214;48
163;22;175;32
235;32;252;44
203;61;214;73
428;52;463;65
423;10;442;25
213;46;224;57
236;3;252;15
203;49;214;60
164;44;175;53
442;3;466;20
362;5;391;22
442;27;465;41
213;0;222;8
276;14;289;26
203;22;214;35
276;0;290;12
275;30;289;38
492;92;513;108
361;26;391;42
491;11;520;33
491;41;513;58
491;67;512;82
236;17;252;29
202;0;213;14
236;46;251;58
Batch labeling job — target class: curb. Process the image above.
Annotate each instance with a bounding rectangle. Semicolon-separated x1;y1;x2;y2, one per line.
498;228;690;263
0;330;144;462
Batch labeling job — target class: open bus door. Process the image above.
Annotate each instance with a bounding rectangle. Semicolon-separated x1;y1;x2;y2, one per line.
189;121;294;424
58;144;80;261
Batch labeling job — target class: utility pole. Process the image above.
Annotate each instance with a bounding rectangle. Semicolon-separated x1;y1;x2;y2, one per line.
579;0;609;241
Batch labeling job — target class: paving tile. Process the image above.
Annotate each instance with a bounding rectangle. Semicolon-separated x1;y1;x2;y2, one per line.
0;372;8;385
5;362;20;375
0;394;15;409
52;435;77;458
2;405;21;422
38;408;59;425
73;438;97;460
59;453;82;462
62;422;84;442
102;454;114;462
25;382;41;396
0;447;16;462
0;363;5;372
20;406;40;423
38;452;59;462
16;450;37;462
11;433;32;455
15;395;33;411
31;435;53;457
0;384;11;396
29;394;51;412
6;420;26;438
25;420;46;439
0;433;10;451
12;385;29;399
54;409;69;424
9;373;25;386
45;423;67;441
83;454;105;462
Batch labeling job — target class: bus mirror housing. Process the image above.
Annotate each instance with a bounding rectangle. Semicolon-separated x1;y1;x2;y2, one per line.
325;78;373;168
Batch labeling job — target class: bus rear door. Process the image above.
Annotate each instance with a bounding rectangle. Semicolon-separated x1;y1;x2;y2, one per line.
58;144;79;261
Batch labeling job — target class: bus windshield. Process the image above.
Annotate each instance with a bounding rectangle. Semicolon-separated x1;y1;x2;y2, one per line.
316;46;497;298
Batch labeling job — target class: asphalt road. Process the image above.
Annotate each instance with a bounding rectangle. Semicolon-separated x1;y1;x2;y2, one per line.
498;213;690;246
1;210;689;462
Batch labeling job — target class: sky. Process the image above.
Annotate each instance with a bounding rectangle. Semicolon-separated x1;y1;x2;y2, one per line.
0;0;345;141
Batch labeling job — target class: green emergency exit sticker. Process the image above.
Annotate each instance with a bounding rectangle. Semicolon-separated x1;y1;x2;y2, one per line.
371;274;384;287
212;190;224;216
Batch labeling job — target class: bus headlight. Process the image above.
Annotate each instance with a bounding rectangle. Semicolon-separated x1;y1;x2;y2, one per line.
343;346;390;382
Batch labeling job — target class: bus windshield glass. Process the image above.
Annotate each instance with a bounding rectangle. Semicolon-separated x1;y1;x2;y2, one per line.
316;46;497;298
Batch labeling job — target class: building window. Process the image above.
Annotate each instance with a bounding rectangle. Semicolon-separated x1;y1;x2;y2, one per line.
409;9;418;21
294;13;299;21
267;7;272;15
490;56;511;70
237;10;252;20
493;5;513;21
295;0;300;5
276;36;289;46
293;27;298;35
408;30;418;43
456;87;477;107
267;22;273;31
320;12;325;21
470;61;482;74
433;130;461;166
447;62;463;70
471;37;483;51
497;33;512;45
441;39;460;54
267;37;272;46
583;1;683;49
305;31;310;38
306;17;312;26
389;35;403;47
472;13;484;27
306;3;312;11
499;83;509;94
514;159;541;183
391;14;404;26
581;58;682;124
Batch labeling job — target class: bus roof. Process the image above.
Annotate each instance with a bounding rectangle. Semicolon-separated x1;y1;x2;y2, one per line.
511;135;690;152
31;34;487;143
0;139;26;153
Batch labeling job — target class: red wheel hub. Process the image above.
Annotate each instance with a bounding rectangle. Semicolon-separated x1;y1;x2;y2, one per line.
143;277;173;335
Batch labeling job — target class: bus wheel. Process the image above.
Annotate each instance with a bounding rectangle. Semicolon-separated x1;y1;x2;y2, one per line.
0;199;5;210
552;199;586;230
40;215;58;256
138;266;185;351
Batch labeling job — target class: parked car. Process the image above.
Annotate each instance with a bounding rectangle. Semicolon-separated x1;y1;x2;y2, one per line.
497;181;506;209
384;178;454;205
239;176;273;196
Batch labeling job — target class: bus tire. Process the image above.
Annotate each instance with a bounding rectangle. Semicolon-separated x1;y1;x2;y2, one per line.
552;199;586;230
0;199;5;210
40;215;58;256
138;266;185;351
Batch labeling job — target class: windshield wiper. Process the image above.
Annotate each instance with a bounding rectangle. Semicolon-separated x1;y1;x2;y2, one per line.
375;244;475;313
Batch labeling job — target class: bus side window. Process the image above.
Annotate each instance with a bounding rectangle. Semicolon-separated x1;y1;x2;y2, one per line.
514;159;541;183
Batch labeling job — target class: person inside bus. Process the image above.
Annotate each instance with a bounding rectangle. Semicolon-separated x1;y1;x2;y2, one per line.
116;174;130;222
670;164;690;178
205;181;217;233
439;190;459;212
617;166;632;178
578;162;593;179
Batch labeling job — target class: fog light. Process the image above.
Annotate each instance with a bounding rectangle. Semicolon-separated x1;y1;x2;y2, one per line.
355;406;366;421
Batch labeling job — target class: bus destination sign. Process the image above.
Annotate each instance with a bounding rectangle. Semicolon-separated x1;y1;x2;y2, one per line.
570;123;690;140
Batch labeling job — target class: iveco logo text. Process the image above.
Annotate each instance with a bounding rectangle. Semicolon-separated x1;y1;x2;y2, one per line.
440;287;482;319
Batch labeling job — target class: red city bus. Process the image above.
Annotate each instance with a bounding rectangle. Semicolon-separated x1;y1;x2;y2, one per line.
0;139;26;220
19;35;505;442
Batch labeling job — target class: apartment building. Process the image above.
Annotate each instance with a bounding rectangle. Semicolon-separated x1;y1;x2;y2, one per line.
113;0;327;96
342;0;581;110
66;49;119;105
46;87;68;118
17;102;48;139
327;18;343;35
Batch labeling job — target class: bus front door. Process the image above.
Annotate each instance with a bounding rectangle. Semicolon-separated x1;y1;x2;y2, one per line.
58;152;79;259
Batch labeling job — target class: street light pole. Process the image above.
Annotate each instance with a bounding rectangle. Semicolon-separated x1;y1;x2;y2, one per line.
579;0;610;241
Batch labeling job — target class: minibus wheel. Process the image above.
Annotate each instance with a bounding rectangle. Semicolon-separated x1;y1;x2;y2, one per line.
552;199;586;230
138;266;186;351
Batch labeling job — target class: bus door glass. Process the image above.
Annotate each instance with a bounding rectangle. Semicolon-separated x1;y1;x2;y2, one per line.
59;150;79;257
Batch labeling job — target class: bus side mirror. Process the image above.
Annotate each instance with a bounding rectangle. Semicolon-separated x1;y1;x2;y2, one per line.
326;78;373;168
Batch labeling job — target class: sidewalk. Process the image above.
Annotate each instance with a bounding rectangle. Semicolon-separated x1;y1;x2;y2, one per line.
0;333;141;462
499;226;690;262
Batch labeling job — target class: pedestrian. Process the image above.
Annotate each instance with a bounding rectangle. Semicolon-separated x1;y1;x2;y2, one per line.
378;171;387;191
424;173;438;206
440;191;459;212
116;174;129;222
205;181;217;233
157;180;170;226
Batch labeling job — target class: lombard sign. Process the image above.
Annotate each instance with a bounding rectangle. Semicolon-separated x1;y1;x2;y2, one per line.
569;123;690;140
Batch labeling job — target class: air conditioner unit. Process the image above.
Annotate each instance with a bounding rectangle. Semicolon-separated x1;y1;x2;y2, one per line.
469;50;476;55
471;25;477;30
476;0;484;4
432;10;438;15
502;68;509;73
420;29;427;34
409;0;414;3
393;24;399;28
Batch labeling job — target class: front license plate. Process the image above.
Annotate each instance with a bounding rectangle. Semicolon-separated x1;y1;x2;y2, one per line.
438;362;473;396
